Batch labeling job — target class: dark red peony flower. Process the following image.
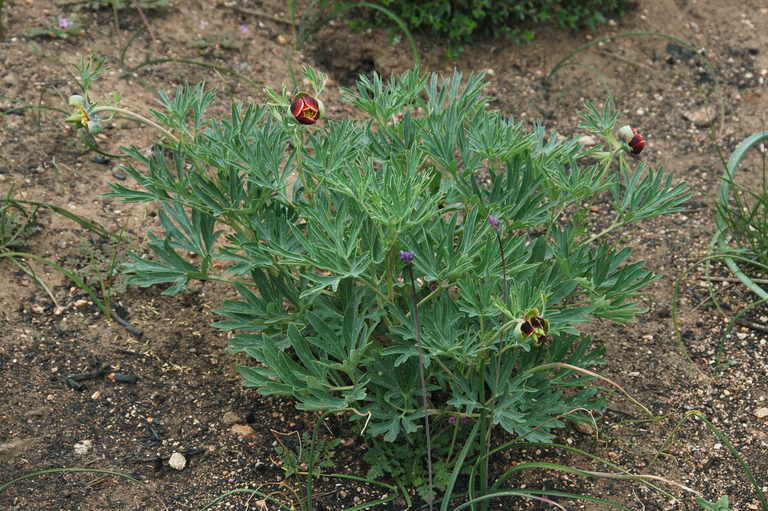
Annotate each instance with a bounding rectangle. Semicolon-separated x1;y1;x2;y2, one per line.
290;94;321;125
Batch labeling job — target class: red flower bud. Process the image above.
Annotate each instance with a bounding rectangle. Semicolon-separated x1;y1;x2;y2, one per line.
290;94;321;125
628;128;645;154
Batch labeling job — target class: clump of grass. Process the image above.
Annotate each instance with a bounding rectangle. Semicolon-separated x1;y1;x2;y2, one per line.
716;135;768;271
0;190;40;251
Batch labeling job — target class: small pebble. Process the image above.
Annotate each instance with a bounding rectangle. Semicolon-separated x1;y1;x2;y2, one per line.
169;451;187;471
74;440;93;455
112;170;126;180
230;424;256;439
683;106;717;127
222;411;241;425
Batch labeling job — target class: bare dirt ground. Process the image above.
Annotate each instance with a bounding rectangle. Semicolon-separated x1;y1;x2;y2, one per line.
1;0;767;509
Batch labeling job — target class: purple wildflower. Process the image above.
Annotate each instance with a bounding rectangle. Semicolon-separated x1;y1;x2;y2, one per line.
239;24;250;34
198;20;209;29
461;416;471;424
58;17;71;29
487;215;500;231
399;250;414;263
448;416;457;424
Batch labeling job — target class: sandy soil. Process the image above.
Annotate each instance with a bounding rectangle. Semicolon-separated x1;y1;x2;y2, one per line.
1;0;767;509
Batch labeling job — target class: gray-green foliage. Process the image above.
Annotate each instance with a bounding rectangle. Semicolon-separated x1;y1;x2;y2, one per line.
109;68;689;447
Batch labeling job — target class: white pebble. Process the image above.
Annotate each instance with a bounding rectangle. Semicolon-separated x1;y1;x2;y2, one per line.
169;452;187;471
74;440;93;456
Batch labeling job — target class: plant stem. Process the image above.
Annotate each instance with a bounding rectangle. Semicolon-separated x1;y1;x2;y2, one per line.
494;231;509;307
584;220;623;245
406;263;434;510
92;106;179;143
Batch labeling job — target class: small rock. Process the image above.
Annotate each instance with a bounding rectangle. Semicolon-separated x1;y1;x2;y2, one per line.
169;451;187;471
755;407;768;418
574;421;595;435
74;439;93;455
276;34;288;45
112;170;126;180
24;407;49;418
683;106;717;127
0;439;34;459
230;424;256;439
577;135;597;146
31;304;45;314
106;372;138;384
91;390;101;400
222;411;241;425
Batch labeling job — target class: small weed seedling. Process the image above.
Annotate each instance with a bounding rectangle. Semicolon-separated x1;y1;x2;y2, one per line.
26;16;83;39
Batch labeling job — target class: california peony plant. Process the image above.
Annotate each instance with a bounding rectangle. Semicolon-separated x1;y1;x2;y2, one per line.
82;64;689;497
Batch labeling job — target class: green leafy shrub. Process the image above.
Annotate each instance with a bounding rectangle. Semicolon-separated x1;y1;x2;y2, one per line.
361;0;636;42
83;65;689;502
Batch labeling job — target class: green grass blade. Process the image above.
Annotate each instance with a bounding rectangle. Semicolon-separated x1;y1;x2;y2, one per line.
200;488;292;510
452;489;633;511
0;198;116;239
0;467;142;493
714;130;768;299
0;252;107;315
357;2;421;67
691;411;768;510
440;418;480;511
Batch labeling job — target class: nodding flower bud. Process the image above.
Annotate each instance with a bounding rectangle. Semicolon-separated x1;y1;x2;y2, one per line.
628;130;645;154
290;93;321;125
618;125;645;155
399;250;415;263
487;215;500;232
617;125;634;143
68;95;86;107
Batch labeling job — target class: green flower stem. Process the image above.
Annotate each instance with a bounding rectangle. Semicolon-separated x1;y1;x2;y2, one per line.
445;419;461;465
405;262;434;510
494;230;510;307
583;149;630;245
91;106;179;143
